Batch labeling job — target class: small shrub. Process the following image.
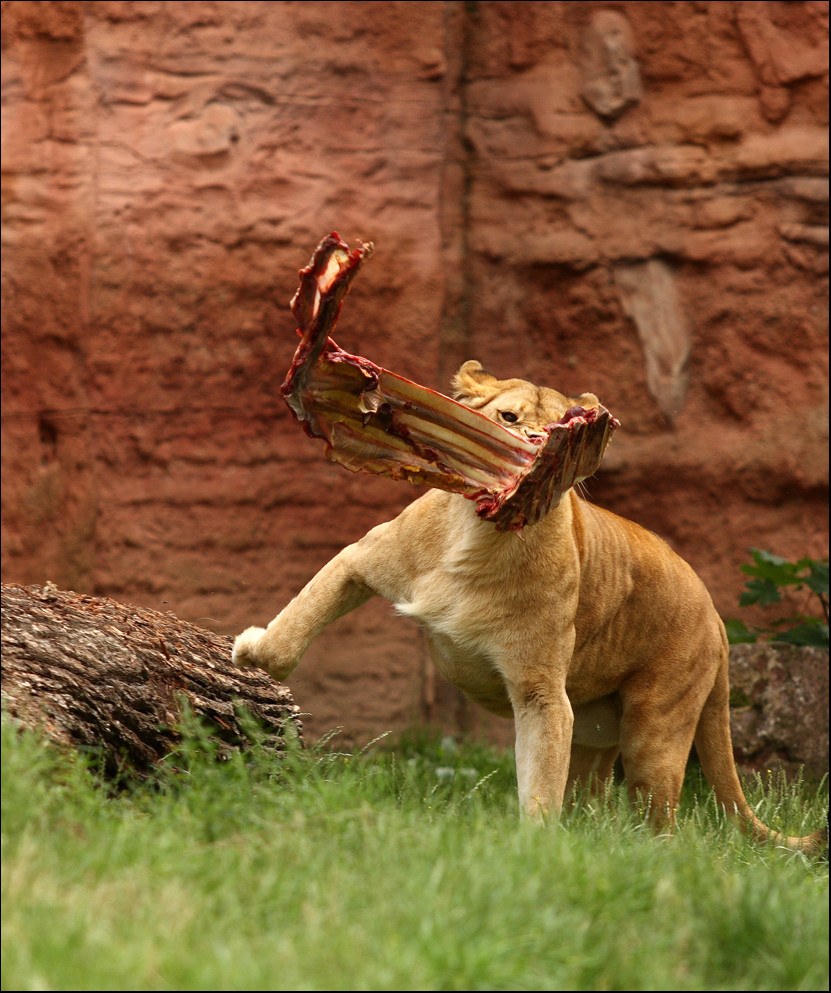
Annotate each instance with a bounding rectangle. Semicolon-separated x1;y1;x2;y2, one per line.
725;548;829;647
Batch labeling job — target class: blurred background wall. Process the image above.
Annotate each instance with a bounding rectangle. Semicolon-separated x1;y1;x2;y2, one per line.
2;0;828;744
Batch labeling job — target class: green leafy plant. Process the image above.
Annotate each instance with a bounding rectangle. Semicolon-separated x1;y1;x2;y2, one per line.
725;548;829;647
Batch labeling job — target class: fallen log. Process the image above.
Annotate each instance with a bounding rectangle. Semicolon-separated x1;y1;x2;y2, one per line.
1;583;303;779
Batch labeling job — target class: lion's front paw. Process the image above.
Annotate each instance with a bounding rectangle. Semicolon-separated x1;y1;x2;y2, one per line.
232;626;267;669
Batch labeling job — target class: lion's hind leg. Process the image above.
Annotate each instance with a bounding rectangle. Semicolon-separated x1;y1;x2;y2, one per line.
617;690;701;832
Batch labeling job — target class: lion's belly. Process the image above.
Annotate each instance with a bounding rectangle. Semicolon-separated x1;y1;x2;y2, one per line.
394;557;628;727
423;628;514;718
571;694;621;748
395;585;514;717
426;624;622;744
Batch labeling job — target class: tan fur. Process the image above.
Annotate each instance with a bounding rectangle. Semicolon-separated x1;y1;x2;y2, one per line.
234;361;823;852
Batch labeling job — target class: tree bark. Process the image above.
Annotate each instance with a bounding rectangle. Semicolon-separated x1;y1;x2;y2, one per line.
1;582;303;779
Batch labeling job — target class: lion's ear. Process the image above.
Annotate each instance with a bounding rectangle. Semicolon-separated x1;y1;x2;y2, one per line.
571;392;600;410
451;360;499;403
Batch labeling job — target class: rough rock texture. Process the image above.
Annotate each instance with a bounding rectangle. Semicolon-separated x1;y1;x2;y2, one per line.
729;642;829;778
2;2;828;748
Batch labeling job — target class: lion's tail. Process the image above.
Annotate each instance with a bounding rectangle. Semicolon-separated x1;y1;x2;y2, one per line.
694;651;827;856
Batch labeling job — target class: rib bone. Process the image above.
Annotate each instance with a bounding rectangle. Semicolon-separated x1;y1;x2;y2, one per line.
281;233;619;531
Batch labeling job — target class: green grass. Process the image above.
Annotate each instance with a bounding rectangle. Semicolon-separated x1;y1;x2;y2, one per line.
2;715;828;992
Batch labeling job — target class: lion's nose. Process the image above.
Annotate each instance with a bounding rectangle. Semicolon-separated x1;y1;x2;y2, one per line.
524;429;546;442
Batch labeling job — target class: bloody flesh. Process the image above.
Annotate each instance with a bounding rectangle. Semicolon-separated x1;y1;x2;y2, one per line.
281;233;619;531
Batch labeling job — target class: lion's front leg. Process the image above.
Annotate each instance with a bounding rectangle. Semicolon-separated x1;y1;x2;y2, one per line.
509;680;574;822
232;546;374;682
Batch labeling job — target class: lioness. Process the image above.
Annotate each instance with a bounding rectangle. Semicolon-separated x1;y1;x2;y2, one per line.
234;360;823;852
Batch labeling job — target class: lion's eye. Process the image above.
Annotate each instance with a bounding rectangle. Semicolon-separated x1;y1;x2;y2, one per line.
499;411;519;424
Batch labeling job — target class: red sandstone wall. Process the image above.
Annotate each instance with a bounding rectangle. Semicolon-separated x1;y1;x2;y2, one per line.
2;1;828;745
